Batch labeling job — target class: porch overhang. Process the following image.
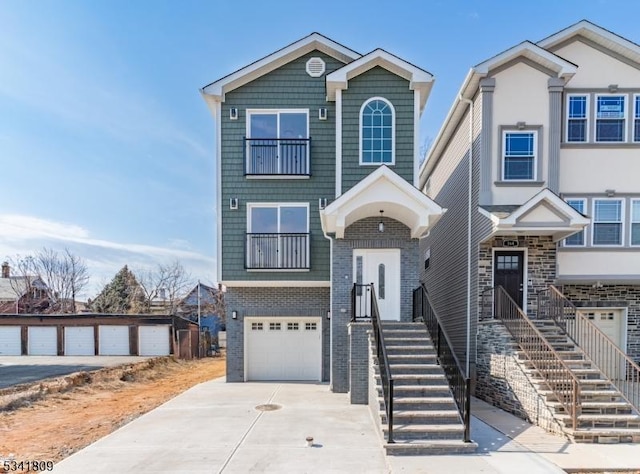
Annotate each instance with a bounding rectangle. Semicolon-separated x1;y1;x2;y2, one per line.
479;188;590;242
320;166;445;239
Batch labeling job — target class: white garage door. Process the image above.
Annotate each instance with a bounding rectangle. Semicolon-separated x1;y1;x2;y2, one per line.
577;308;626;378
245;317;322;381
28;326;58;355
139;325;170;356
0;326;22;355
99;325;130;356
64;326;95;356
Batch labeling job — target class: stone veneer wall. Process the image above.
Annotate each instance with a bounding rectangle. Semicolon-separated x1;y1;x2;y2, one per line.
224;286;330;382
331;217;419;393
349;323;370;404
476;320;565;437
561;284;640;363
478;236;557;320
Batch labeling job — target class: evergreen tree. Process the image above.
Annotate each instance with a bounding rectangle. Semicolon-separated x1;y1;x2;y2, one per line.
90;266;143;313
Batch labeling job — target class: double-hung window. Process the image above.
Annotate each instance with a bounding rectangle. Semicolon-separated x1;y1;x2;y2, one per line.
595;95;626;142
502;131;537;181
592;199;623;246
360;98;394;165
564;199;586;246
246;110;310;175
247;204;309;269
634;95;640;142
631;200;640;246
567;95;588;142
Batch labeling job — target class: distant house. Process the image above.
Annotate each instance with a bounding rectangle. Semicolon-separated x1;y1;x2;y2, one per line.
177;283;226;326
0;262;52;314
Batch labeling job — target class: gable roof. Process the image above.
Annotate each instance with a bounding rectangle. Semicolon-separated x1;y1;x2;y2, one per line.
419;40;577;188
201;32;361;102
326;49;434;112
537;19;640;67
320;166;445;238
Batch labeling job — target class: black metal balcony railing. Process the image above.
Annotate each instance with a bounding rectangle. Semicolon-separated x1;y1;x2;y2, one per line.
244;138;311;176
246;233;309;269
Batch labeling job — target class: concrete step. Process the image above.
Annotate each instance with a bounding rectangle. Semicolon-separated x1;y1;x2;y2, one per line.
381;322;425;329
566;427;640;443
529;368;603;379
381;410;461;425
383;397;457;411
387;354;437;364
560;414;640;428
382;423;465;441
384;440;478;456
389;363;445;375
548;400;633;415
390;374;447;386
385;337;432;345
384;385;453;398
386;345;436;356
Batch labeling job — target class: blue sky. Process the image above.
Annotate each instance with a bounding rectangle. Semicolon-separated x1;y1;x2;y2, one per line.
1;0;639;297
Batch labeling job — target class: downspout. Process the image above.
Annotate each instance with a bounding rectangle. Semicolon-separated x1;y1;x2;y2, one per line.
323;229;334;390
460;95;473;377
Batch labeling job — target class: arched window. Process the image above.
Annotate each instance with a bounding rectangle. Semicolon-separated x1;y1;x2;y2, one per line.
360;98;394;165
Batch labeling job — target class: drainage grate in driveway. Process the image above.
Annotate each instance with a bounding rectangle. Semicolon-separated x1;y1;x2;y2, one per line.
255;403;282;412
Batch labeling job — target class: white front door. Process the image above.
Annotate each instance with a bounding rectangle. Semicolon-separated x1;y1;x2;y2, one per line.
354;249;400;321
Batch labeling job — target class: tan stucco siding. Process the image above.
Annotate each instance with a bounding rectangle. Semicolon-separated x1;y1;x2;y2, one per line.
559;148;640;193
558;250;640;279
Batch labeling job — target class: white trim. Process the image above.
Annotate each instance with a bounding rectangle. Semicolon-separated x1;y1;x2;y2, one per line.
563;198;587;247
359;97;396;166
222;280;330;287
246;202;310;233
492;247;528;314
565;93;590;143
591;197;625;247
216;101;223;282
630;199;640;247
633;94;640;142
474;41;577;77
413;89;420;187
336;89;342;198
594;94;627;143
501;130;538;181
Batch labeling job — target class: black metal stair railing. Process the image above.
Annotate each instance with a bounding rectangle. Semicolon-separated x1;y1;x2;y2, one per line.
351;283;395;443
412;284;471;442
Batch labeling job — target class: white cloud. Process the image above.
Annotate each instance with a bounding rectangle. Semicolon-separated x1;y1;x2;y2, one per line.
0;214;216;300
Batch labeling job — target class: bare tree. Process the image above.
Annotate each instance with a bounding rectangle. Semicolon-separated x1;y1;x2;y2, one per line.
133;260;193;314
35;248;89;313
6;255;48;313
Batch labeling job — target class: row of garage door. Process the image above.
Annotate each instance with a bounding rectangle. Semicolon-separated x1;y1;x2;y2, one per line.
0;325;170;356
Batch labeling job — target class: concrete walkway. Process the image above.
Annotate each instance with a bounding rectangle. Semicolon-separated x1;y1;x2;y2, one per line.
52;379;640;473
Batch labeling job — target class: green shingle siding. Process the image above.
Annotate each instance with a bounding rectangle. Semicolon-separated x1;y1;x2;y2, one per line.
341;66;415;193
220;51;344;281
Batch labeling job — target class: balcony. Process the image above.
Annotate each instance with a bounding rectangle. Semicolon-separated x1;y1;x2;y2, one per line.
244;138;311;176
246;233;310;270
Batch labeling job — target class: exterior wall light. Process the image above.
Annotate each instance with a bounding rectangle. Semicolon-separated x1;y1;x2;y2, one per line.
231;310;238;320
378;210;384;233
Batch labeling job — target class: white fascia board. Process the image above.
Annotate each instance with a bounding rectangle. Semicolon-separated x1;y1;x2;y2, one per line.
202;33;360;101
500;189;590;226
538;20;640;59
222;280;330;288
215;100;223;283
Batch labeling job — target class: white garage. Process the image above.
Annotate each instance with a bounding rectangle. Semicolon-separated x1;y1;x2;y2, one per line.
245;317;322;381
28;326;58;355
99;325;130;355
64;326;95;356
0;326;22;355
138;325;171;356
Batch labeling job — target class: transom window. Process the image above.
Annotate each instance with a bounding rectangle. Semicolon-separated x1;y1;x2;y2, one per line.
287;322;299;331
496;255;520;270
502;131;536;181
631;200;640;246
246;204;309;269
269;322;282;331
596;95;626;142
593;199;623;246
567;95;588;142
305;322;317;331
360;98;394;165
564;199;586;246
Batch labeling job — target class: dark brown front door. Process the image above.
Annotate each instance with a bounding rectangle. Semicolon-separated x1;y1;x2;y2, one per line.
494;251;524;308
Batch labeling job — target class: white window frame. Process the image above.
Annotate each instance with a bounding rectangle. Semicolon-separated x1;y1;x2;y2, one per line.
634;94;640;142
630;199;640;247
245;109;310;177
246;202;310;271
591;198;624;247
501;130;538;181
359;97;395;166
564;198;587;247
595;94;627;143
565;94;589;143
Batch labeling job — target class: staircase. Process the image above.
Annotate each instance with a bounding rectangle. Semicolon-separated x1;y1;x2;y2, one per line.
526;319;640;443
372;321;477;455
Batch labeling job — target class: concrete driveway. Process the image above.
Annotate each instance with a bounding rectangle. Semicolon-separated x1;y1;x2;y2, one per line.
52;379;569;474
0;356;148;389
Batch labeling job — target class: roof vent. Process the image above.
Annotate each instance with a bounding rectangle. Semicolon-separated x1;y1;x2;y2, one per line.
306;57;326;77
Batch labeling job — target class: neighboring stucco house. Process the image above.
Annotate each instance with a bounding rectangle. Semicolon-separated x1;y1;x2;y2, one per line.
419;20;640;439
201;33;444;389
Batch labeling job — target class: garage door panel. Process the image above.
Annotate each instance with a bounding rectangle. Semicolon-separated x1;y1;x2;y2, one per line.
65;327;95;356
139;325;170;356
0;326;22;355
99;325;130;356
246;318;321;381
28;327;58;356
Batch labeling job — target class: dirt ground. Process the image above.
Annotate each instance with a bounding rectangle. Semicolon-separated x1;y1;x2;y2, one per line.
0;356;225;471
